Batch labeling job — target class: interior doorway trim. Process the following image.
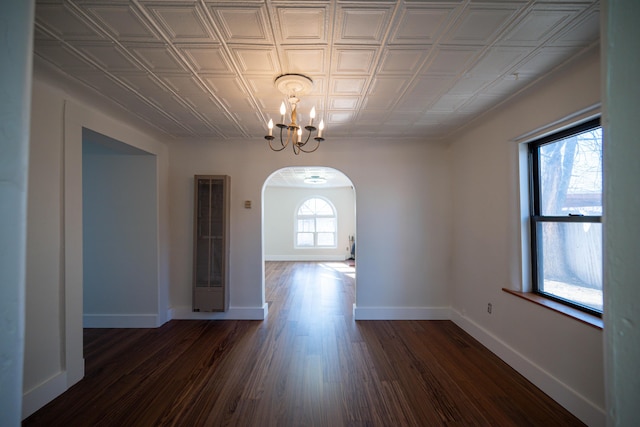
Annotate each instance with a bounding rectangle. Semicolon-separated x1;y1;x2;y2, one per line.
53;101;167;410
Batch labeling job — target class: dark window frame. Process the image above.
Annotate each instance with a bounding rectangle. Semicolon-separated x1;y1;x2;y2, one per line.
528;118;602;317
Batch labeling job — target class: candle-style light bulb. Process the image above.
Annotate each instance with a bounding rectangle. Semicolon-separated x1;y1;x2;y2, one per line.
267;118;273;136
297;127;302;142
279;102;286;124
309;106;316;126
318;119;325;138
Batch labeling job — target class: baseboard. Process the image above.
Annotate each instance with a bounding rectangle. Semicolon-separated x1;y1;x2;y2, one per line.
169;304;268;320
353;304;451;320
265;255;348;261
22;371;67;420
83;313;161;328
450;309;605;427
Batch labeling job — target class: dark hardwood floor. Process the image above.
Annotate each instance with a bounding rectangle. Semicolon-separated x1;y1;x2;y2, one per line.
24;261;584;426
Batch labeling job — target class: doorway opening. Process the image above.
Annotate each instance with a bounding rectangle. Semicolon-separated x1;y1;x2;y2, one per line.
81;128;159;328
262;166;356;316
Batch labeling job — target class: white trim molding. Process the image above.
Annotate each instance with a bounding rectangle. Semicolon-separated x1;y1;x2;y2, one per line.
22;370;73;420
352;304;451;320
169;304;268;321
450;309;605;427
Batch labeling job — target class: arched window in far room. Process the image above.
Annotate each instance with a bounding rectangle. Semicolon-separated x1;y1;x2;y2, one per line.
295;197;337;248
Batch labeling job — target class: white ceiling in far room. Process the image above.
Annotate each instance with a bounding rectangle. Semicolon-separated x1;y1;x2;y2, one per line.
267;167;353;189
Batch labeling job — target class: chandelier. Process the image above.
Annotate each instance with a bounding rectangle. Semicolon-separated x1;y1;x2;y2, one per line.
264;74;325;155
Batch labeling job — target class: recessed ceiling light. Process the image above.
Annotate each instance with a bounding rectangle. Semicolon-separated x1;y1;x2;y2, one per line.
304;175;326;184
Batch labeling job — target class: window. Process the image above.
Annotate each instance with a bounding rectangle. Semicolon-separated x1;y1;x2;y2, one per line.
529;118;603;316
295;197;337;248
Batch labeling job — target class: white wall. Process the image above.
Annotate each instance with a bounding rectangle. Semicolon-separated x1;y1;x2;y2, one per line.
83;134;159;327
24;79;65;406
601;1;640;424
264;186;355;261
167;138;452;320
23;73;170;418
0;2;33;425
449;47;604;426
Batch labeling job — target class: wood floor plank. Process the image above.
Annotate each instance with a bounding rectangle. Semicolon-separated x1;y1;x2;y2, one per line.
24;261;585;426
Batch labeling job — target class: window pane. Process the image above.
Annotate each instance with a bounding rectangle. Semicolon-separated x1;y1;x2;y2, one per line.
297;218;315;232
297;233;314;247
295;197;337;248
539;128;602;216
316;217;335;232
317;233;335;246
298;198;335;216
298;200;315;216
314;199;334;216
537;221;603;312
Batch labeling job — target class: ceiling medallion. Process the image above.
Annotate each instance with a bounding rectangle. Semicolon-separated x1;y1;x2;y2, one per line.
265;73;325;155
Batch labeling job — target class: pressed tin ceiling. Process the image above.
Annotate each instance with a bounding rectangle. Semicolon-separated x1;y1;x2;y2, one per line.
266;166;353;188
33;0;600;141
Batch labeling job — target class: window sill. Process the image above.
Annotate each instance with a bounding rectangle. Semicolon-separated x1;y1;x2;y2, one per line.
502;288;603;330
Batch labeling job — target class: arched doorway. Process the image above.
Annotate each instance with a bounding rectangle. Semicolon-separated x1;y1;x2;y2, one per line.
261;166;356;313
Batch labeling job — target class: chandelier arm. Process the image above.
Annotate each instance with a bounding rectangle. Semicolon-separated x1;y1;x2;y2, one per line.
267;126;289;151
296;138;321;153
298;129;313;147
300;125;317;147
268;138;287;151
280;126;291;149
